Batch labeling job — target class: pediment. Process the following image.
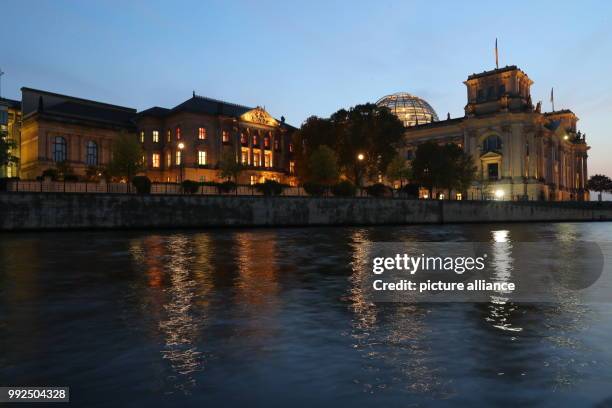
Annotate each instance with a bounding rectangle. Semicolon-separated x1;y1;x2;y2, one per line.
240;107;278;127
480;151;502;160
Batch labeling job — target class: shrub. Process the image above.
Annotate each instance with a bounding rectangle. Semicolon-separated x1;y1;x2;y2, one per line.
331;180;356;197
255;180;287;196
400;183;420;199
132;176;152;194
42;168;59;181
365;183;392;198
217;180;237;193
303;182;327;196
181;180;200;194
63;174;79;182
0;177;19;192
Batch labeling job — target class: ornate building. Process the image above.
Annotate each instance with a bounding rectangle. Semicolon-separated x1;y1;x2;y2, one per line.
18;87;136;180
136;93;296;185
0;97;21;178
11;88;296;185
399;66;589;201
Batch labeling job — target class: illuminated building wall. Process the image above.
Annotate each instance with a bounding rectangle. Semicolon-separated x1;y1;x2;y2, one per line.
401;66;590;201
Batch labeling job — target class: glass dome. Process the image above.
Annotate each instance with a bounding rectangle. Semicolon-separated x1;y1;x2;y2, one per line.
376;92;439;127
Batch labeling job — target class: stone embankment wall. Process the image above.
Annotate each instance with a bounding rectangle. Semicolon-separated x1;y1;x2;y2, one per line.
1;193;611;231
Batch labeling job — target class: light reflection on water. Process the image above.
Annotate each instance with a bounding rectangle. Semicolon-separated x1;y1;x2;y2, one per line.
0;223;611;407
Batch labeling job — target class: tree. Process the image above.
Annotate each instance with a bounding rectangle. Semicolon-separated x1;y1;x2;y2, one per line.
411;142;475;199
386;154;412;187
0;128;18;172
587;174;612;202
308;145;339;185
218;149;243;183
107;132;145;182
293;103;405;185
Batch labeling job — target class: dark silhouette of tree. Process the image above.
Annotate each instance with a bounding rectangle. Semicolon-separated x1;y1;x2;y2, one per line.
107;131;145;182
308;145;339;185
0;128;18;171
218;149;244;183
587;174;612;202
293;104;404;184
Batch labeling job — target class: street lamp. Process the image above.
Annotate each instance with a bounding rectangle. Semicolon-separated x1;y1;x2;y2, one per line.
178;142;185;183
495;189;505;200
356;153;365;189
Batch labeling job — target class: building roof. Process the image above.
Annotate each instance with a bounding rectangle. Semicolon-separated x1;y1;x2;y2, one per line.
467;65;526;80
0;97;21;110
21;87;136;129
171;94;252;117
136;106;170;118
43;101;136;127
543;109;574;116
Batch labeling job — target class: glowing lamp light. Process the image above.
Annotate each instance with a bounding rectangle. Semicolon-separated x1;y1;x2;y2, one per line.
563;135;569;140
178;142;185;150
495;189;505;199
357;153;365;161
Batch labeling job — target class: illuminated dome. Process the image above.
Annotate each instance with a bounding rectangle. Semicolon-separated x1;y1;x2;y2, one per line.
376;92;438;127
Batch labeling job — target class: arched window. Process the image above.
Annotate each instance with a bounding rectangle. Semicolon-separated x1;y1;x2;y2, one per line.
86;141;98;166
53;136;67;162
482;135;502;153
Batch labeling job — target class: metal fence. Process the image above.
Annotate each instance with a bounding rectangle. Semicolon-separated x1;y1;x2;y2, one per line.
4;180;379;197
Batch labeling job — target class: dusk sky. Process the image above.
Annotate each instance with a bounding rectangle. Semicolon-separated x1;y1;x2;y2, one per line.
2;0;611;175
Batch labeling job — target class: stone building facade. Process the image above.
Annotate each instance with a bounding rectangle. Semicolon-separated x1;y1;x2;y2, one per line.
135;93;296;185
18;88;136;180
13;88;296;185
402;66;589;201
0;97;21;178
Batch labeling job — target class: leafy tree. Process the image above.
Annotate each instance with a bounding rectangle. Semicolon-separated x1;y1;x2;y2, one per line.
386;154;412;187
587;174;612;202
308;145;339;185
108;132;145;181
293;103;405;185
0;128;18;171
55;161;76;181
412;142;475;199
218;149;243;183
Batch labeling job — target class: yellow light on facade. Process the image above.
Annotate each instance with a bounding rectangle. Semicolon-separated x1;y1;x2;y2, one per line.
178;142;185;150
563;135;569;140
495;189;505;199
357;153;364;161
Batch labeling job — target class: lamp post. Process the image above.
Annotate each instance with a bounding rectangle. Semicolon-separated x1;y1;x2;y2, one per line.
178;142;185;183
357;153;365;194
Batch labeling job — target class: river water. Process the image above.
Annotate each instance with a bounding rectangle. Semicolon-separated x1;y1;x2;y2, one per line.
1;223;611;407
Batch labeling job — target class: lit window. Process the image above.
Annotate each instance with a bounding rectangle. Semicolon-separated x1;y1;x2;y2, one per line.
250;175;257;185
53;136;67;162
253;135;258;145
142;154;146;166
289;161;295;174
167;130;171;142
240;133;248;144
198;127;206;140
153;130;159;143
264;137;270;148
176;150;182;165
241;148;250;165
152;153;160;168
222;130;230;143
176;127;181;140
198;150;207;165
166;152;172;167
289;143;294;152
264;151;272;168
253;151;261;166
86;141;98;166
140;131;144;143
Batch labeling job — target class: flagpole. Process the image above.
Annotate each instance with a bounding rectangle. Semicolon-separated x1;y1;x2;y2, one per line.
495;38;499;69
